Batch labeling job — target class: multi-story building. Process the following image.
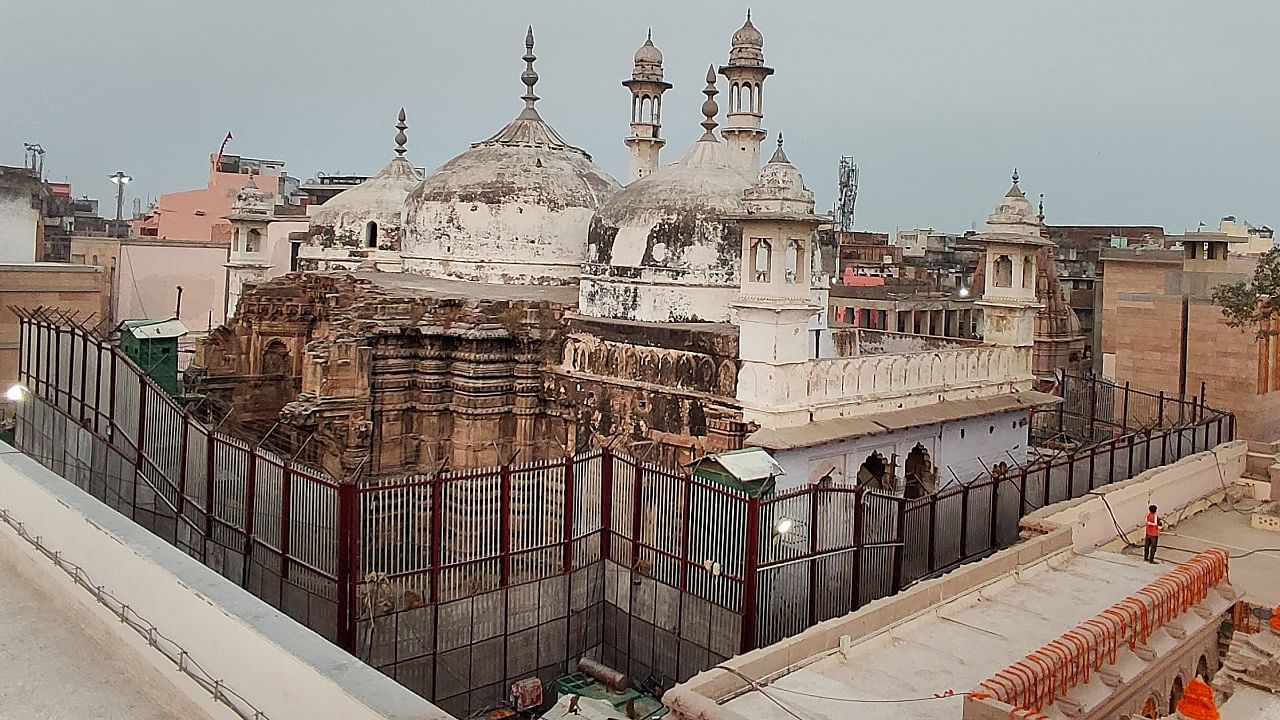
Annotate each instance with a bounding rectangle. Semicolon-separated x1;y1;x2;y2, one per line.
1100;235;1280;443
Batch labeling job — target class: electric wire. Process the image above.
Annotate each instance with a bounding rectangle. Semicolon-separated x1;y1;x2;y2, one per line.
712;665;970;708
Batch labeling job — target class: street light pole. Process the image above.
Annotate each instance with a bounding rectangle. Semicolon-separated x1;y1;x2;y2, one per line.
109;171;132;221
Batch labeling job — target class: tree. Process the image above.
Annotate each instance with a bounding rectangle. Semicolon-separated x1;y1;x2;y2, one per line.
1212;246;1280;338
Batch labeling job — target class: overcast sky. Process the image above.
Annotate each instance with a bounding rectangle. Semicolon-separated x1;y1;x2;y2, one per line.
2;1;1275;233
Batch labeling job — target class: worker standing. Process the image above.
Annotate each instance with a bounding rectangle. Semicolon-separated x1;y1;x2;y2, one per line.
1143;504;1163;563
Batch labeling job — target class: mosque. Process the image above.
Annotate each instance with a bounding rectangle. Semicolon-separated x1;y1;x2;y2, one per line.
194;15;1057;492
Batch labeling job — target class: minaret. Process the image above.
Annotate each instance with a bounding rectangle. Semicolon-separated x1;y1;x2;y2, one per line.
975;169;1048;350
730;135;825;365
718;10;774;173
622;31;672;182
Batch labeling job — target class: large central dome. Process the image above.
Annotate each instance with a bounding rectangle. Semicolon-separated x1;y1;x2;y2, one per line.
402;28;620;285
579;67;754;323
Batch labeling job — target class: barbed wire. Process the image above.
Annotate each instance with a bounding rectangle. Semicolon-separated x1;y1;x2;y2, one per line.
0;505;270;720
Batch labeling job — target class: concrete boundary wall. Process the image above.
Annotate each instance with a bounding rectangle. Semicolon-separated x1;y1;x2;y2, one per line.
665;526;1073;716
0;443;454;720
1021;440;1246;551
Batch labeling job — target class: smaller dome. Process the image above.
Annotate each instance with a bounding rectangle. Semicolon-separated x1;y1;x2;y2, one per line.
230;177;271;220
634;37;662;65
741;137;819;217
732;17;764;48
728;14;765;65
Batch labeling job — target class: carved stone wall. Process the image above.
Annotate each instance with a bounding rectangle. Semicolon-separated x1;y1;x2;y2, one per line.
190;274;746;477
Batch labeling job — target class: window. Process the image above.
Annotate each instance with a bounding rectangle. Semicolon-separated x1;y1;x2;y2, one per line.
993;255;1013;288
365;221;378;249
855;451;893;492
903;444;937;499
786;240;806;283
751;238;772;282
1021;255;1034;289
245;229;261;253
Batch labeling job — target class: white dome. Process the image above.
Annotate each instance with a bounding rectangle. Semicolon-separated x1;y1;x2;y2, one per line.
401;113;619;285
309;157;421;250
580;140;753;322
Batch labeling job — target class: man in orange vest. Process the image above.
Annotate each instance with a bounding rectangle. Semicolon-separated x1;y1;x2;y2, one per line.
1143;504;1163;563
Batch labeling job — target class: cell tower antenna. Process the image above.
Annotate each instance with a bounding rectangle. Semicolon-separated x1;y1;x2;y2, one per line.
834;155;859;232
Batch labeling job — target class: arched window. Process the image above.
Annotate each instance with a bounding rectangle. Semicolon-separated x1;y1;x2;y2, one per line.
233;228;241;253
1140;696;1159;718
904;444;937;499
751;238;772;282
856;451;893;492
786;239;806;283
1169;676;1184;715
1196;654;1210;681
754;82;763;113
993;255;1013;288
261;340;291;376
640;96;653;124
1021;254;1034;289
245;228;261;253
365;221;378;249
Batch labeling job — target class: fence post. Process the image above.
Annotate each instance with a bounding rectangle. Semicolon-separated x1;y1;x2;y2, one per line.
78;331;89;423
241;447;258;589
851;489;864;612
630;461;644;575
927;496;938;575
740;496;761;654
1019;469;1029;515
107;343;118;444
335;481;359;653
1228;414;1235;442
678;474;693;595
1088;373;1098;439
203;435;215;563
989;477;1000;549
1121;382;1131;435
1066;454;1075;499
959;483;970;558
600;448;614;564
891;497;908;594
176;414;189;527
1057;370;1067;435
93;337;104;434
131;383;147;520
279;465;292;585
429;473;444;604
500;462;512;588
807;486;820;626
563;454;575;574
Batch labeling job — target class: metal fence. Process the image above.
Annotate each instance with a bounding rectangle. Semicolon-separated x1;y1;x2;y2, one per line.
10;310;1235;716
1033;371;1224;447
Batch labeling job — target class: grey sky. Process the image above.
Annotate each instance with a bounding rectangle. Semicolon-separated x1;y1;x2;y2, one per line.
2;0;1275;234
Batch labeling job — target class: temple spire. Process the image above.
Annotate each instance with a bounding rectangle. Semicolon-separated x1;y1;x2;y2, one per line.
699;64;720;141
520;26;540;117
394;108;408;157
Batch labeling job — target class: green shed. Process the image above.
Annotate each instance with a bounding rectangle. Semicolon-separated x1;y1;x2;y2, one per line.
689;447;784;498
117;319;188;396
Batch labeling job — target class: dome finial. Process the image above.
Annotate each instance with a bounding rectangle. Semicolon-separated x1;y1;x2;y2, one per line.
394;108;408;157
699;64;720;141
1038;192;1045;222
747;8;751;21
647;27;652;41
521;26;540;114
768;132;789;163
1012;167;1019;186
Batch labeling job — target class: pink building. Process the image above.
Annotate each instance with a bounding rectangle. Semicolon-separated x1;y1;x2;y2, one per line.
133;154;290;242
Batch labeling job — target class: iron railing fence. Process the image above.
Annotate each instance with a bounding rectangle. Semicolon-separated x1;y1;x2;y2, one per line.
10;310;1235;716
1031;371;1223;448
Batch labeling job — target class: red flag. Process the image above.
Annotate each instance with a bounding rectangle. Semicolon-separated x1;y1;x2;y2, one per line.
214;131;234;172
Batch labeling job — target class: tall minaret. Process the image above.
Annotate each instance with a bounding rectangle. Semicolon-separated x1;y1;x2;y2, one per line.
718;11;774;173
622;31;672;182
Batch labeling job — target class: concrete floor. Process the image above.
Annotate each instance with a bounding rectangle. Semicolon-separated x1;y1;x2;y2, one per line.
1160;502;1280;607
0;524;219;720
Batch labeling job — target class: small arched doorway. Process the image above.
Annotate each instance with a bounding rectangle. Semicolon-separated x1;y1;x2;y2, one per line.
1169;675;1185;715
245;228;261;253
993;255;1013;288
261;340;291;376
903;444;937;499
1196;654;1210;681
1140;695;1159;718
365;221;378;249
856;451;893;492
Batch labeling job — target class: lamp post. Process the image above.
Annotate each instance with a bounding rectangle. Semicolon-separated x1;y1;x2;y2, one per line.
109;171;132;221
